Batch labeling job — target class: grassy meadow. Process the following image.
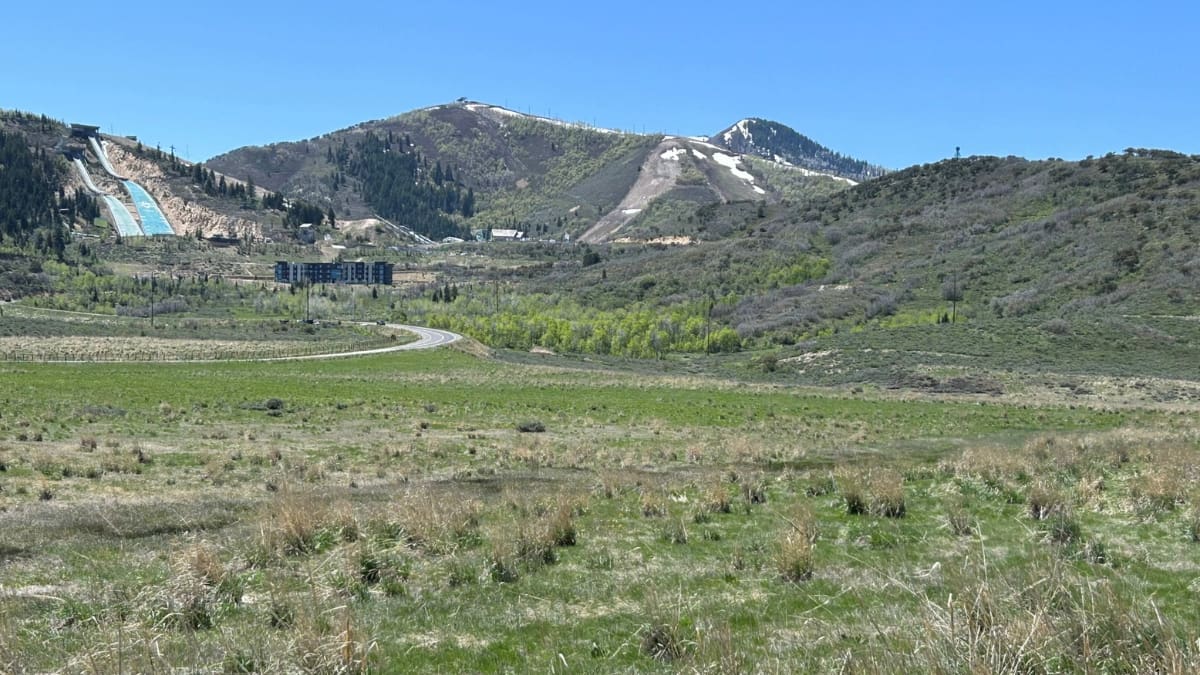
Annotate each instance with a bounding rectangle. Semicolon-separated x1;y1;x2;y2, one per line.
1;347;1197;672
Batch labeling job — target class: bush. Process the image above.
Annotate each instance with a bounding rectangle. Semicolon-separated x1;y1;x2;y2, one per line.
865;293;898;320
1040;318;1072;335
517;420;545;433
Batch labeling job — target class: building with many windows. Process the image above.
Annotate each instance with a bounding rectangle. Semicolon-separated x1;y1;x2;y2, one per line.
274;261;393;285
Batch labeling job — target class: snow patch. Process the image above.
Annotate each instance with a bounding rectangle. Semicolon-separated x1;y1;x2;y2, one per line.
622;208;642;215
691;149;707;160
659;148;687;161
687;138;725;151
765;155;859;186
464;102;622;134
753;185;766;195
721;121;752;147
711;152;756;182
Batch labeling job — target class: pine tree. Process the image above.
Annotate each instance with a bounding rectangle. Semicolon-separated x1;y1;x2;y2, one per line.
462;187;475;217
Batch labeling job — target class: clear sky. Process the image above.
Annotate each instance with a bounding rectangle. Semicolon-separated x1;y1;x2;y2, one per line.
3;0;1197;168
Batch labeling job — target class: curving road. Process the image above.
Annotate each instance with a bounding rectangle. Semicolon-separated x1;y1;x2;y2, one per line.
0;308;462;362
256;323;461;362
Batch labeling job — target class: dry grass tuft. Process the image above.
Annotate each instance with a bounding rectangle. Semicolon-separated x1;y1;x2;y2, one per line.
641;492;666;518
1027;482;1065;521
546;498;580;547
703;481;733;514
1187;506;1200;544
261;490;352;557
837;468;905;517
640;623;689;662
945;498;974;537
775;505;817;582
293;606;376;674
896;553;1200;673
869;469;906;518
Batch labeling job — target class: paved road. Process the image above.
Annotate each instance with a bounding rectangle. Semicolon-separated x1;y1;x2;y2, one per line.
0;309;462;362
255;323;461;362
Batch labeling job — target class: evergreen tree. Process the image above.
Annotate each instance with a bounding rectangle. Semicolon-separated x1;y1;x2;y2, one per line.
462;187;476;217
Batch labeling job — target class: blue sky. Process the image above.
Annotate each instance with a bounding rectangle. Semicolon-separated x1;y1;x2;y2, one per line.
3;1;1197;168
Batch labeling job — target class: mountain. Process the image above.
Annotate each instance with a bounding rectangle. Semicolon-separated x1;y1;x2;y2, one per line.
205;101;870;244
711;118;886;182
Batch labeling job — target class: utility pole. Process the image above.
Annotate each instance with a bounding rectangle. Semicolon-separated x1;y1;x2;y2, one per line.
951;272;958;323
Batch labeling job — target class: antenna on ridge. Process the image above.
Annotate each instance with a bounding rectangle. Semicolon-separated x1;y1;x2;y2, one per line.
955;146;961;159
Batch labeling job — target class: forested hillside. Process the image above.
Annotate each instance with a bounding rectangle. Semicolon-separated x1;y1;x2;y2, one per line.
0;128;63;247
345;131;473;240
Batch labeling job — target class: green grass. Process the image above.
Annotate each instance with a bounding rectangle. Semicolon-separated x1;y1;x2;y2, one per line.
1;348;1195;671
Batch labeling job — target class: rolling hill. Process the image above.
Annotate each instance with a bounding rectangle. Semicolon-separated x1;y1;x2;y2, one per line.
497;149;1199;381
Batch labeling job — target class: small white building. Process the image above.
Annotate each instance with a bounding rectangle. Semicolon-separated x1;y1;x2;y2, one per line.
491;229;525;241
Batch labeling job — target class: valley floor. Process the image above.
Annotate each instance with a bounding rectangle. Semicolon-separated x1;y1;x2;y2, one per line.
1;349;1197;672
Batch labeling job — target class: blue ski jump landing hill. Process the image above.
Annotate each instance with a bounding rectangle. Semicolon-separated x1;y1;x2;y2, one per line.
86;137;177;236
71;156;143;237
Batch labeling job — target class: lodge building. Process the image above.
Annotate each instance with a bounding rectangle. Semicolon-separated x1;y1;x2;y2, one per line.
274;261;393;285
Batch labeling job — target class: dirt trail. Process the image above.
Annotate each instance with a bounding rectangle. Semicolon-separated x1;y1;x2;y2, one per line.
578;139;686;244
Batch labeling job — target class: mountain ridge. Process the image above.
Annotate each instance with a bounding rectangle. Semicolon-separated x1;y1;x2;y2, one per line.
204;100;874;242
